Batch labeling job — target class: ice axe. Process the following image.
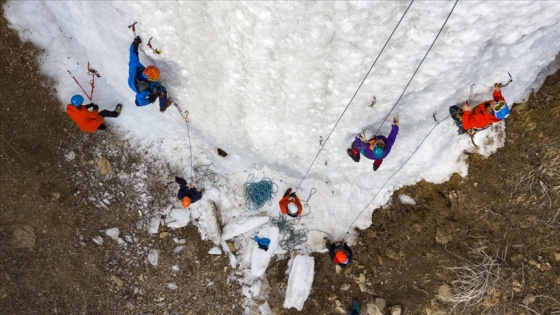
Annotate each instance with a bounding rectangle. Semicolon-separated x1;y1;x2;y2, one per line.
128;21;137;36
147;37;162;54
496;72;513;88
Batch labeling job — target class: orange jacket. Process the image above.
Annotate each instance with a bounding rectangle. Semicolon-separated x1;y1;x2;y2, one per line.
66;104;104;133
462;89;505;130
279;194;303;217
461;101;500;130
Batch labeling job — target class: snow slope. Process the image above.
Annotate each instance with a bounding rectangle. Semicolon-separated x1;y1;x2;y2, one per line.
5;0;560;312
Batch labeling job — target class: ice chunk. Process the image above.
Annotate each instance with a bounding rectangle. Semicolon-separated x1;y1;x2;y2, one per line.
283;255;315;311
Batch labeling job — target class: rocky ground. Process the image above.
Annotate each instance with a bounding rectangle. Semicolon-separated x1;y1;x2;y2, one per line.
1;5;559;315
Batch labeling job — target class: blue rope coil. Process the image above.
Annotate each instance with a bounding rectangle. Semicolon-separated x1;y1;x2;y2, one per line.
244;177;276;211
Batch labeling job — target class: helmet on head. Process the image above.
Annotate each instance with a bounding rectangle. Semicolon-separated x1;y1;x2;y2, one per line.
372;145;385;159
493;100;510;120
181;197;191;208
144;66;160;81
71;94;84;107
287;202;300;217
334;251;349;264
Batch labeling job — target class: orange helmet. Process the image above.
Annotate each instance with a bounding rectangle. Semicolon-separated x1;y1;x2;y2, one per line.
144;65;160;81
181;197;191;208
334;251;348;264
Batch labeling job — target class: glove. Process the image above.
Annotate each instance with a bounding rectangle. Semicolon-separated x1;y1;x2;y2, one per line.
133;36;142;47
392;116;399;126
175;177;186;186
289;192;296;198
148;92;159;104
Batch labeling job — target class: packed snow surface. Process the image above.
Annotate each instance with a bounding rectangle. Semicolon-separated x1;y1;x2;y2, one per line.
5;0;560;312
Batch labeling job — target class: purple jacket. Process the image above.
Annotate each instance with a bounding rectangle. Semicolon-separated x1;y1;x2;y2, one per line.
353;124;399;161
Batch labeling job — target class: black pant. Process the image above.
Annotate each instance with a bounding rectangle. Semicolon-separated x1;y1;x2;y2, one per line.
99;109;118;118
97;109;119;131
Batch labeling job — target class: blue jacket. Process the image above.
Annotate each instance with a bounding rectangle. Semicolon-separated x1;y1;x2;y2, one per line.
128;43;161;106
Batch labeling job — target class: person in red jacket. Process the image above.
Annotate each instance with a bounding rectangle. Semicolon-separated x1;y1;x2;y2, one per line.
66;95;122;133
460;83;511;131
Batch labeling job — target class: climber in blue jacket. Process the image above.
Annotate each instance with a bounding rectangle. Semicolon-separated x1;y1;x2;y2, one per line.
128;36;172;112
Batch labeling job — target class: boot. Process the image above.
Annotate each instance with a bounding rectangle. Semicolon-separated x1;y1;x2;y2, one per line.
115;104;123;117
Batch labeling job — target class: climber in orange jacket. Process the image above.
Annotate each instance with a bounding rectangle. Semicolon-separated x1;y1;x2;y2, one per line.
461;84;510;131
66;95;122;133
279;188;303;218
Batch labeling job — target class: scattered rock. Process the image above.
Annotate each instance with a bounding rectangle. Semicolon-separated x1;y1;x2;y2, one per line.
425;298;448;315
335;264;342;274
385;248;400;261
365;297;387;315
340;283;351;291
556;275;560;285
510;253;524;262
523;293;536;305
389;305;402;315
105;228;120;240
226;240;236;253
437;284;451;300
48;192;61;201
553;251;560;262
217;148;227;157
92;236;104;245
97;157;112;175
147;249;159;266
11;225;36;251
512;279;522;292
159;232;169;239
374;297;386;312
111;275;124;287
435;227;452;245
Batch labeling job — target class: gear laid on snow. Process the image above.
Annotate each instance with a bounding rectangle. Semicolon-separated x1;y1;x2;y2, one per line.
279;188;303;218
254;236;271;251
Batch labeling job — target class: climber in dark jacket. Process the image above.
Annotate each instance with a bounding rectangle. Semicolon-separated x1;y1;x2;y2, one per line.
175;176;202;208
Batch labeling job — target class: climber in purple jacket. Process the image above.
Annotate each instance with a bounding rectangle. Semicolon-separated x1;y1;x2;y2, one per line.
347;117;399;171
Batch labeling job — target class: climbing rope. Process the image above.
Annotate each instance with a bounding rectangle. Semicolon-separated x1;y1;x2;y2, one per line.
294;0;415;192
373;0;459;137
244;175;277;211
270;214;309;250
342;113;452;238
184;120;194;182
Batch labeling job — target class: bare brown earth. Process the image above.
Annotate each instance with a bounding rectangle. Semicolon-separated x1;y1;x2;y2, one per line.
1;4;559;315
